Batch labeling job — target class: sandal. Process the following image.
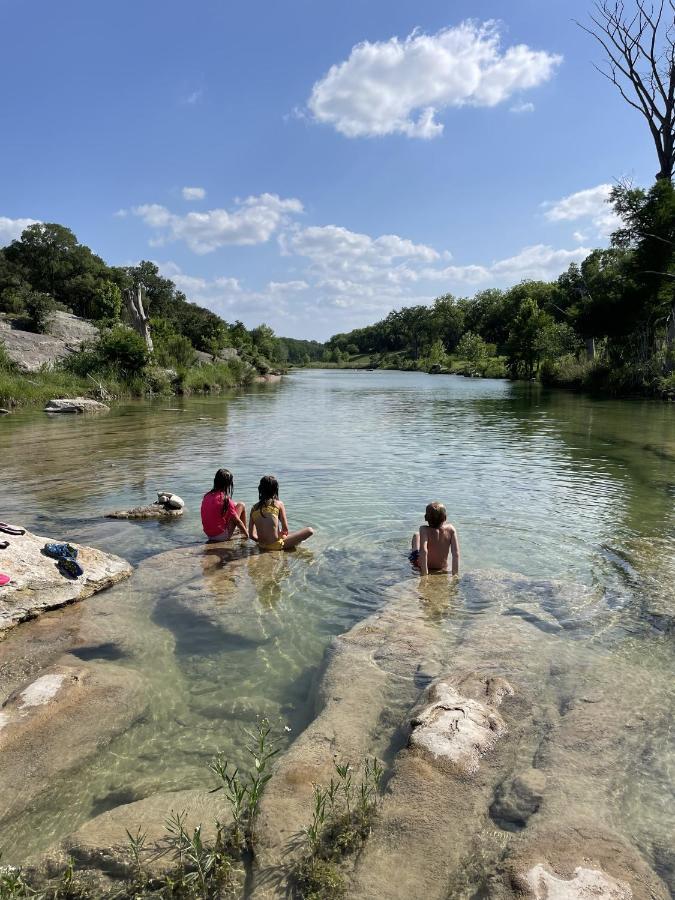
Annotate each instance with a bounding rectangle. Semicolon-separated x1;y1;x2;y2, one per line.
0;523;25;536
0;541;8;550
57;557;84;579
44;542;78;560
0;573;10;586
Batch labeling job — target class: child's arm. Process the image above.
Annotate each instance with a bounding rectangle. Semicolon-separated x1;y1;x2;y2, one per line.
248;511;258;542
278;501;289;537
419;526;429;576
450;526;460;577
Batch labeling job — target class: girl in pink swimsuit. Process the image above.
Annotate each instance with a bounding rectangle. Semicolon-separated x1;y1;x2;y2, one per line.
200;469;248;542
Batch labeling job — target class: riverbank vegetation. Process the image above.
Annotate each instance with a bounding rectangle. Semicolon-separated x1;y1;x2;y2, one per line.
0;224;324;407
323;180;675;399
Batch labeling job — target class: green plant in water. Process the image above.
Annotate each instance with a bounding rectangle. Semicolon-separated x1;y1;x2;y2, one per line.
303;785;328;856
124;826;148;887
293;756;384;898
209;716;281;850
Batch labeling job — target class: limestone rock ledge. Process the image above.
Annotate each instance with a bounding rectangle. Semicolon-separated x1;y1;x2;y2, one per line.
0;530;132;636
40;789;232;880
0;662;147;824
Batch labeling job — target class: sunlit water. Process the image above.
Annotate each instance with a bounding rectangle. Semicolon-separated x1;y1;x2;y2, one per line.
0;370;673;879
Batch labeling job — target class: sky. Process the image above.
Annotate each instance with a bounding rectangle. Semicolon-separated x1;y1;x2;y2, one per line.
0;0;657;340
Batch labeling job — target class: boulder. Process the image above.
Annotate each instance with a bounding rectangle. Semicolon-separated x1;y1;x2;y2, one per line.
41;789;232;880
0;663;148;825
104;491;185;520
0;529;132;636
156;492;185;510
251;585;452;897
0;312;98;372
408;675;512;775
44;397;109;414
350;670;516;900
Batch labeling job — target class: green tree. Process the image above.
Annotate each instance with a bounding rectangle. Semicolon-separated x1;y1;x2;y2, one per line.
432;294;464;351
506;298;554;379
457;331;489;372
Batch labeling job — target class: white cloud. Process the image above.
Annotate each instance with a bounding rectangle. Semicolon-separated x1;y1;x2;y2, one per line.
153;219;590;338
543;184;620;238
510;100;535;114
0;216;39;246
182;186;206;201
132;193;304;253
281;224;440;272
308;21;561;138
156;261;310;330
184;89;204;105
430;243;591;285
572;230;588;243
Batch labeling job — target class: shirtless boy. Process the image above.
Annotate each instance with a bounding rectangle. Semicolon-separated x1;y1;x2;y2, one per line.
409;502;460;576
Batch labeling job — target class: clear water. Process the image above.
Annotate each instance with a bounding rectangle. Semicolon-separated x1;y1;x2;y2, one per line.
0;370;673;877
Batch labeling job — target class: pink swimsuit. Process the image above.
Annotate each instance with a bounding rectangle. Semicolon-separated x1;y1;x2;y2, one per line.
201;491;237;538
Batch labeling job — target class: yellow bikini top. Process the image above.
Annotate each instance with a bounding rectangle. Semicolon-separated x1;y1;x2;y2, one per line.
251;502;279;525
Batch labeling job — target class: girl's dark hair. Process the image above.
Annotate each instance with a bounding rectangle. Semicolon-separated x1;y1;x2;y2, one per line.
253;474;279;517
212;468;234;496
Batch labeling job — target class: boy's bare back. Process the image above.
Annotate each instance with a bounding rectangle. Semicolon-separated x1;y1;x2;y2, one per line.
419;522;459;574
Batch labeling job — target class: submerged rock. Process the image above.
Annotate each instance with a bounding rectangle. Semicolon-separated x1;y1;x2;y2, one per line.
351;669;517;900
0;529;132;636
490;767;547;830
0;662;147;825
520;863;632;899
44;397;109;413
41;789;232;880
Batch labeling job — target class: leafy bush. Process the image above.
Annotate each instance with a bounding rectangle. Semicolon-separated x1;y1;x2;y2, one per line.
153;329;196;370
24;291;56;333
92;280;122;321
97;326;149;375
0;343;17;372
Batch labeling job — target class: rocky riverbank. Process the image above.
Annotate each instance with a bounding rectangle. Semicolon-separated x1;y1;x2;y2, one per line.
0;528;132;636
1;544;672;898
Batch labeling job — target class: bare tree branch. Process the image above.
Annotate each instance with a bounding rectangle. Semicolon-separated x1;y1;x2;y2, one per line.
578;0;675;179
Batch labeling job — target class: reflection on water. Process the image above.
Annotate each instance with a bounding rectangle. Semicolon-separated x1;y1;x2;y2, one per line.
0;371;673;876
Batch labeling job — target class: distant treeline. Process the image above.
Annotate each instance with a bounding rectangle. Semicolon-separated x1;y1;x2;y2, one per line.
0;223;324;371
326;180;675;398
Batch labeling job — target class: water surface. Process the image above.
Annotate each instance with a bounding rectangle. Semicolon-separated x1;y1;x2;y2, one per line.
0;370;673;876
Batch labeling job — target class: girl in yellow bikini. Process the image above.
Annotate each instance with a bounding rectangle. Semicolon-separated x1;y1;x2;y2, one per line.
249;474;314;551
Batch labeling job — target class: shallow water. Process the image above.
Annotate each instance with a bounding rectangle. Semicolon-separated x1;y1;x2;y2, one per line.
0;370;673;877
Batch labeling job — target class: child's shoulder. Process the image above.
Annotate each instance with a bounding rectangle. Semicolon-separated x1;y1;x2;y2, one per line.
442;521;457;534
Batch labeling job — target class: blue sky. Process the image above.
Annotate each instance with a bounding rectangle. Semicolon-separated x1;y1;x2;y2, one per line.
0;0;655;340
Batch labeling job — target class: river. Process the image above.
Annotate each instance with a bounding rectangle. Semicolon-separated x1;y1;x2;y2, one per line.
0;369;673;883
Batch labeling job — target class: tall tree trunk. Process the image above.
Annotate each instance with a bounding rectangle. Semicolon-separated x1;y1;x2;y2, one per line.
585;337;596;361
124;286;153;353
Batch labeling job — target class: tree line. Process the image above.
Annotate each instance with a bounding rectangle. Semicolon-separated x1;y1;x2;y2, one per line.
0;222;324;373
325;180;675;397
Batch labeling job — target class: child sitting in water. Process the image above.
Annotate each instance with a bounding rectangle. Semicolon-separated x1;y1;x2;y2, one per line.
201;468;249;541
410;502;460;576
249;475;314;551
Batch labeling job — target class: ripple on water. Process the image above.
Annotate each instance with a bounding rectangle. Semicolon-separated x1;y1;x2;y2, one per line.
0;371;673;870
